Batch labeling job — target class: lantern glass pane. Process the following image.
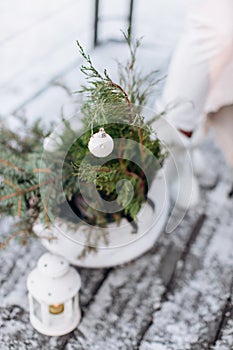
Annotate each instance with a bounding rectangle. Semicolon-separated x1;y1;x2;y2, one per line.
49;303;64;315
32;296;42;321
72;296;76;311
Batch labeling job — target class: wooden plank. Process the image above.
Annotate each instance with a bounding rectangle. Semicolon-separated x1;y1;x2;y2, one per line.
12;43;131;125
0;0;77;43
197;138;224;189
0;0;185;117
78;268;111;309
140;181;233;350
0;305;67;350
0;264;109;349
3;41;131;120
64;204;206;349
0;219;44;309
0;0;92;87
0;241;45;310
213;284;233;350
14;83;81;127
0;223;66;349
0;0;93;116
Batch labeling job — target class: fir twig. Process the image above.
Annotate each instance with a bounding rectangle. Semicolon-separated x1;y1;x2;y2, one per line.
0;159;25;173
0;230;23;250
0;31;166;254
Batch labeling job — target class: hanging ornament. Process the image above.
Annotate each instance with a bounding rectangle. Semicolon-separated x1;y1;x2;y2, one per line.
88;127;114;158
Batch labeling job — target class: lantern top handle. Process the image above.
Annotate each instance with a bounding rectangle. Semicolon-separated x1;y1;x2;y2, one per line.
38;253;69;278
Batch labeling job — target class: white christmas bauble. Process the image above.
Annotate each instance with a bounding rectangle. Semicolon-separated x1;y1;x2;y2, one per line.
88;128;114;158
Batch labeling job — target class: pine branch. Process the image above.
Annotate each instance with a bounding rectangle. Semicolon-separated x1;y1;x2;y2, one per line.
0;230;23;250
76;39;133;125
0;31;166;253
0;159;25;173
76;40;103;80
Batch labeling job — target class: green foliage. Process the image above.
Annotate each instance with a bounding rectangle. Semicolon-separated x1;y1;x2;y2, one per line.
117;29;162;106
0;118;50;247
71;121;164;224
0;31;165;252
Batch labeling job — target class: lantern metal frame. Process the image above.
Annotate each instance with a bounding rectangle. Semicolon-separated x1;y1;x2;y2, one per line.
27;253;81;336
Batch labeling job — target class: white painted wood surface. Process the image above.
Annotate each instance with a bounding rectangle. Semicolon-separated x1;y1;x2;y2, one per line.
0;0;185;119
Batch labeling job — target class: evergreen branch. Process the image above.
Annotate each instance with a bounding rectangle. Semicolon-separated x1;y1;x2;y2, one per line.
0;31;165;253
33;168;52;173
0;159;25;173
118;138;125;159
107;80;132;123
76;40;134;125
33;233;57;241
3;178;21;191
0;178;55;201
138;122;145;159
76;40;103;80
0;230;23;250
43;203;50;227
125;170;142;180
146;111;166;126
107;80;131;106
18;196;22;217
43;182;55;227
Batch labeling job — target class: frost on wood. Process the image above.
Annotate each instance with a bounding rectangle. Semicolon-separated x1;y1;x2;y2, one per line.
214;319;233;350
0;306;65;350
140;183;233;350
64;207;204;350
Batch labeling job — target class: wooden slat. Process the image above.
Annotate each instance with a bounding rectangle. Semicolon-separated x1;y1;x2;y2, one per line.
0;305;66;350
213;284;233;350
0;0;184;118
0;1;91;87
0;0;77;43
5;42;132;124
64;204;206;349
140;181;233;350
78;267;111;309
0;0;93;117
0;241;45;310
197;138;224;189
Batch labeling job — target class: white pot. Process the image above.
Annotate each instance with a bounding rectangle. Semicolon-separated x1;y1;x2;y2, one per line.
34;171;169;268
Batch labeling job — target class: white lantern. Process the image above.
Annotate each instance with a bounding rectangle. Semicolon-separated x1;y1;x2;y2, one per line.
27;253;81;336
88;127;114;157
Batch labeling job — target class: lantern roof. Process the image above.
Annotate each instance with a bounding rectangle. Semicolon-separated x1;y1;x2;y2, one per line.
27;253;81;304
38;253;69;278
